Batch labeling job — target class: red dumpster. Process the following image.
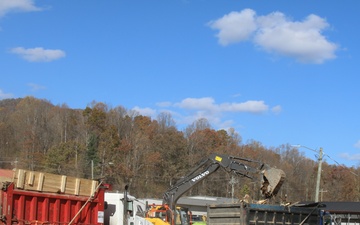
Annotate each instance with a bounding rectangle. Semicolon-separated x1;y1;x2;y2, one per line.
0;169;105;225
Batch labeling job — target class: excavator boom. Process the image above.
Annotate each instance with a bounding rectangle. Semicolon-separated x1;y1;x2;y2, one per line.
163;153;286;210
147;153;286;225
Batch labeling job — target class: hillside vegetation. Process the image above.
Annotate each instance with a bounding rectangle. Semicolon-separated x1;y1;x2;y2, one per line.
0;96;359;202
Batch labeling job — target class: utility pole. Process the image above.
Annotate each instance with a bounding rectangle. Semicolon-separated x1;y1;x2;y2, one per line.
229;175;237;202
291;145;324;202
91;160;94;179
315;147;323;202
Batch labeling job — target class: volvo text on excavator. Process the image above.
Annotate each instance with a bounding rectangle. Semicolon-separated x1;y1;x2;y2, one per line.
145;153;286;225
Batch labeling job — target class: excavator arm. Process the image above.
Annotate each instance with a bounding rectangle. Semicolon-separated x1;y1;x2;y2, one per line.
163;153;285;211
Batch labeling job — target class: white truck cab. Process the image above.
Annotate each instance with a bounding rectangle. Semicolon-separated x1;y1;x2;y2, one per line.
104;192;153;225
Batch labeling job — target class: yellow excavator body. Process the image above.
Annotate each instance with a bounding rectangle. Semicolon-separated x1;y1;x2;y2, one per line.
145;218;169;225
145;205;189;225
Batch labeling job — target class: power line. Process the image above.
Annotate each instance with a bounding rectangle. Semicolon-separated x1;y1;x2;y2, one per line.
325;154;359;177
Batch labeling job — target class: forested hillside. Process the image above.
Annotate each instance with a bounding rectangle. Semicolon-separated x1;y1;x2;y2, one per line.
0;96;359;202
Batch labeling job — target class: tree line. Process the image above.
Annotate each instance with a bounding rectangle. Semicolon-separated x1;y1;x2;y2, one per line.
0;96;359;203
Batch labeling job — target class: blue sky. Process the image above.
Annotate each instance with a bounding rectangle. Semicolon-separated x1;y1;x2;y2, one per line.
1;0;359;167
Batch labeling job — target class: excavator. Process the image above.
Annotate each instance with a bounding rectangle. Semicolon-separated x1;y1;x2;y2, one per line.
145;153;286;225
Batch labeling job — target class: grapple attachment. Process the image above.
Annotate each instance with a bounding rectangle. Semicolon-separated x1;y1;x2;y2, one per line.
260;167;286;198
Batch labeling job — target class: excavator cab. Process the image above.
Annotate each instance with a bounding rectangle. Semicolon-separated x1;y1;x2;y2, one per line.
175;207;190;225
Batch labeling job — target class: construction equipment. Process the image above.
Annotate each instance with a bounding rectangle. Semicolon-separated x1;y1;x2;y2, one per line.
145;205;190;225
146;153;286;225
207;202;323;225
207;201;360;225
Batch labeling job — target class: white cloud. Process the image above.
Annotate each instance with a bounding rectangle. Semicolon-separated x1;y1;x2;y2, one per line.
209;9;338;64
0;0;42;17
0;89;13;99
132;106;157;118
339;152;360;161
354;140;360;148
255;13;337;64
156;101;172;107
175;97;269;114
137;97;280;129
10;47;66;62
271;105;282;114
175;97;218;111
27;83;46;91
208;9;257;46
220;100;268;113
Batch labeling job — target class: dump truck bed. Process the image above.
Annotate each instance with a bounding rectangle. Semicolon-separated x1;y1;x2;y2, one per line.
0;169;105;225
207;202;321;225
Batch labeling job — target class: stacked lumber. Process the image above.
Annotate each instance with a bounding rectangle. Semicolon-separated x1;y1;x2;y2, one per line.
0;168;98;197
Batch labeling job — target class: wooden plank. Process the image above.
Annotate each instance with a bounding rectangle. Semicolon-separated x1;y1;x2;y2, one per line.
16;169;25;189
12;169;98;197
27;171;35;186
74;178;80;195
37;172;44;191
60;175;67;193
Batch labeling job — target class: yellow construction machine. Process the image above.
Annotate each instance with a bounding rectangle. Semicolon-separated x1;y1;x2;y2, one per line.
145;204;190;225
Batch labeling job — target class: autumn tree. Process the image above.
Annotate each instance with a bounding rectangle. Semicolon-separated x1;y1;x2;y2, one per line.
1;97;360;202
151;126;187;197
321;164;359;201
44;141;86;177
9;97;55;170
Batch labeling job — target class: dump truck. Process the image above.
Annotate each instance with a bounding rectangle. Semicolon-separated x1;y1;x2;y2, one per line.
207;202;324;225
145;153;286;225
0;169;106;225
207;201;360;225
